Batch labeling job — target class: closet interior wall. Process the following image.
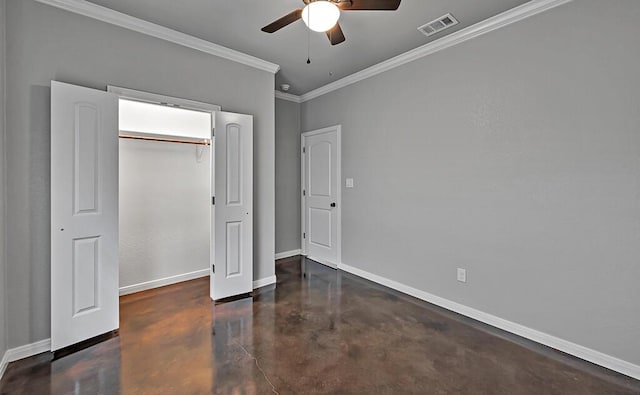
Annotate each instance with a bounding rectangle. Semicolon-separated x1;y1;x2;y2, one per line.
119;135;211;293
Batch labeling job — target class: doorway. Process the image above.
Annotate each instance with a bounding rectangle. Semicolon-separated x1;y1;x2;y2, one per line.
50;81;254;351
115;90;215;300
301;125;342;268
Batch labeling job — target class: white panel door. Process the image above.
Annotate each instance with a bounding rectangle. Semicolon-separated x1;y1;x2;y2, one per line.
213;112;253;300
303;126;341;268
210;137;216;300
51;81;119;351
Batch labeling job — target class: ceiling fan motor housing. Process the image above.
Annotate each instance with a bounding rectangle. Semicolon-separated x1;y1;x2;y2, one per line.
261;0;401;45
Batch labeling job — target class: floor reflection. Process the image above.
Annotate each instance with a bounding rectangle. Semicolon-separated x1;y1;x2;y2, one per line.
51;338;121;395
1;257;638;394
119;280;212;394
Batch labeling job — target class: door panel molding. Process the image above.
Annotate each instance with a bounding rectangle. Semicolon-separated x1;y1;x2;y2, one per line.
51;81;119;351
213;112;254;300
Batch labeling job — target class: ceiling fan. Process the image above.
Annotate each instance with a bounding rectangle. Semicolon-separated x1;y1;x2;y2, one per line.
261;0;402;45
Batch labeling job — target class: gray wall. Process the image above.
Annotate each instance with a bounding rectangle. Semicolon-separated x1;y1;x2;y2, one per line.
275;98;301;254
4;0;275;348
119;140;210;288
0;0;7;361
301;0;640;365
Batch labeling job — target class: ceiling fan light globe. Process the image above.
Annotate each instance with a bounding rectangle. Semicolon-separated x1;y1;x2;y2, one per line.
302;1;340;32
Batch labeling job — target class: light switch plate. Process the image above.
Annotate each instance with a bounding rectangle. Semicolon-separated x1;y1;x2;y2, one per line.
457;268;467;283
346;178;354;188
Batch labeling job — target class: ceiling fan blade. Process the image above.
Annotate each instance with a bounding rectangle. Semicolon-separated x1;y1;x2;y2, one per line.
339;0;401;11
326;23;346;45
261;8;303;33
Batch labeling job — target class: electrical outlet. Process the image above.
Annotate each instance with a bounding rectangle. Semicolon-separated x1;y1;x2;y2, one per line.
457;268;467;283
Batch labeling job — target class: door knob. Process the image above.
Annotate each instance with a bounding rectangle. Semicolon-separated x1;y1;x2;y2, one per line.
330;202;336;208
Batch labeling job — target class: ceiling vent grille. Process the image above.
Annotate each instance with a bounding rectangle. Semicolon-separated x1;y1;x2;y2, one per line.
418;13;459;37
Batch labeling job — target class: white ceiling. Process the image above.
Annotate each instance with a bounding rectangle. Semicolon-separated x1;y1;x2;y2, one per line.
88;0;531;95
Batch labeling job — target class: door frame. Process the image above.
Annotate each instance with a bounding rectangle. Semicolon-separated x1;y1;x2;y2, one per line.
107;85;221;299
301;125;342;268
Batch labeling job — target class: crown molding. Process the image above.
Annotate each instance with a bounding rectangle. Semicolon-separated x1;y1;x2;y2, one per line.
300;0;573;102
275;90;302;103
34;0;280;74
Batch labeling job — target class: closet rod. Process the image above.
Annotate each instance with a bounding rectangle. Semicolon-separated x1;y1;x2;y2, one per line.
119;134;210;146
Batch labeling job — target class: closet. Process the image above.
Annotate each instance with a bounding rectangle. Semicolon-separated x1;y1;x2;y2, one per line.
51;82;254;350
117;98;213;295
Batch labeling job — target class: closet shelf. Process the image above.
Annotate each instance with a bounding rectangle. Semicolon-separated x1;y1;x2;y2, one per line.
119;133;210;146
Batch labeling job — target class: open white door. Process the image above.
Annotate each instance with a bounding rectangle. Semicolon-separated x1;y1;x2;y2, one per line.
51;81;119;351
210;136;216;300
213;112;253;300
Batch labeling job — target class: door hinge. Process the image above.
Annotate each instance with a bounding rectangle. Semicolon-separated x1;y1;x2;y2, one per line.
303;189;306;196
212;196;215;205
302;147;306;153
303;232;306;239
211;128;215;137
212;264;215;273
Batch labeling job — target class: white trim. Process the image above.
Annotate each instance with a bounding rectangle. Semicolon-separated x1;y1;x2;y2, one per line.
337;262;640;380
299;0;573;102
34;0;280;74
1;338;53;379
275;91;302;104
301;133;306;256
275;249;302;260
107;85;221;112
4;338;52;363
119;269;210;296
253;275;277;290
0;0;7;383
0;351;8;381
301;125;343;138
301;125;342;266
306;255;337;269
110;85;219;300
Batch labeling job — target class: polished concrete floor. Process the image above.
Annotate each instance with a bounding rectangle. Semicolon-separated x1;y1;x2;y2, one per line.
1;256;639;394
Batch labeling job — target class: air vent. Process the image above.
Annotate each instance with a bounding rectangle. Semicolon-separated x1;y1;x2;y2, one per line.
418;13;459;37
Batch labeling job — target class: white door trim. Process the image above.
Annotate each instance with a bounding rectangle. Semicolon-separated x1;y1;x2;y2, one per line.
301;125;342;268
107;85;221;113
107;86;220;298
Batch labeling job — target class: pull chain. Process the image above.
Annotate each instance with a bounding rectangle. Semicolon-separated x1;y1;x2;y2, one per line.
307;2;311;64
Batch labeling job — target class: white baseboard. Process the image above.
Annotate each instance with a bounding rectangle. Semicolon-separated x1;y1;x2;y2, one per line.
0;350;8;381
0;338;53;380
306;255;338;269
337;262;640;380
119;269;210;296
275;249;302;260
5;338;51;363
253;275;277;289
0;337;52;379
